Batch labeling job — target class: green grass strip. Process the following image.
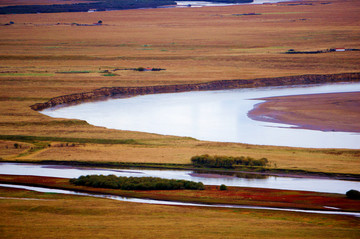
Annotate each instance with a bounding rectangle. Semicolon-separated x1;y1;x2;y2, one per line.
0;135;140;145
56;71;91;74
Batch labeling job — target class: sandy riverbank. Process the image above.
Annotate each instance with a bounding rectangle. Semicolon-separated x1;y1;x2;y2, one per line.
248;92;360;133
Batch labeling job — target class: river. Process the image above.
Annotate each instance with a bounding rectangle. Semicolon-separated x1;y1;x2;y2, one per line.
175;0;293;8
1;163;359;194
41;82;360;149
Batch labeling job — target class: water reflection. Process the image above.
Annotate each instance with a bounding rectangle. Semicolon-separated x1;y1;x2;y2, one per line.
1;163;359;194
41;83;360;149
192;170;269;180
175;0;292;8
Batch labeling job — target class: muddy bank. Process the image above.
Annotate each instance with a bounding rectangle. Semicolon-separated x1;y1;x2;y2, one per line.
249;92;360;133
30;72;360;111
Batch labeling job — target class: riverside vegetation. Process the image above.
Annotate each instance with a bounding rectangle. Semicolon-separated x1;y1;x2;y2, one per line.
191;154;269;168
70;174;205;190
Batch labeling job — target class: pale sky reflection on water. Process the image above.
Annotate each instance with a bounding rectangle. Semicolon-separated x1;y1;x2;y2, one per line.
42;83;360;149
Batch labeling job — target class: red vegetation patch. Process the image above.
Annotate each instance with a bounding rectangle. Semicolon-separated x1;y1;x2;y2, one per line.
0;175;359;212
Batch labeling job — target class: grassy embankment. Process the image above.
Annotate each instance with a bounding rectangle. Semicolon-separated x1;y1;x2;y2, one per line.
1;174;360;212
1;186;359;239
0;0;360;175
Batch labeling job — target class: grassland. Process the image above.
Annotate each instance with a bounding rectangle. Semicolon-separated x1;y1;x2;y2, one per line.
1;185;360;239
0;0;359;175
1;1;360;236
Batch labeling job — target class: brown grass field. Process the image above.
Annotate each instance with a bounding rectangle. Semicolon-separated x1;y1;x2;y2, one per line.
0;0;359;174
0;1;360;237
1;187;359;239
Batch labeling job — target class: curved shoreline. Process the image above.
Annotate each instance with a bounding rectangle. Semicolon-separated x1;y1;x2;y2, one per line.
248;91;360;133
30;72;360;111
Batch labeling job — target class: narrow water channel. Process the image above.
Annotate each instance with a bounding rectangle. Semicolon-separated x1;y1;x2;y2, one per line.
1;183;359;217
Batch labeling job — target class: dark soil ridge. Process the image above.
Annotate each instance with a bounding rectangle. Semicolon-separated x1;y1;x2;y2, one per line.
30;72;360;111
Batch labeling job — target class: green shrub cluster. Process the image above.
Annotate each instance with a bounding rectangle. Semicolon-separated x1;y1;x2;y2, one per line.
191;154;269;169
346;189;360;200
220;184;227;190
70;175;205;190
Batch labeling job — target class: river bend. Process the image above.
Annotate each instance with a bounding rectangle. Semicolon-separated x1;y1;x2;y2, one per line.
41;83;360;149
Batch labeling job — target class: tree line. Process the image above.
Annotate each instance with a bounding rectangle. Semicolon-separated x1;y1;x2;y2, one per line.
191;154;269;169
70;174;205;190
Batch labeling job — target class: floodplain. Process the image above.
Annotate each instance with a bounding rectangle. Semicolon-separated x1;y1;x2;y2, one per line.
0;0;360;238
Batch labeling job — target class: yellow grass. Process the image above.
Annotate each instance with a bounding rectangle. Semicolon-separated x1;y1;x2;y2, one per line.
1;187;359;239
0;0;360;174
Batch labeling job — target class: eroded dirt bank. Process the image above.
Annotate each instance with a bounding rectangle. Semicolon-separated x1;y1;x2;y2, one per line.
30;72;360;111
248;92;360;133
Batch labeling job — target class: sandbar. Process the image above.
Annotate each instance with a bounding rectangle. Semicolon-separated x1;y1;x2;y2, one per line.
248;92;360;133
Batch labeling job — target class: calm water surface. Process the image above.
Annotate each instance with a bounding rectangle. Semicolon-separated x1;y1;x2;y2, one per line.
41;83;360;149
1;163;359;194
175;0;292;7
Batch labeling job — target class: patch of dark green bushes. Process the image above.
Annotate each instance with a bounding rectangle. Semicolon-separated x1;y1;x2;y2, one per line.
220;184;227;190
191;154;269;169
70;175;205;190
346;189;360;200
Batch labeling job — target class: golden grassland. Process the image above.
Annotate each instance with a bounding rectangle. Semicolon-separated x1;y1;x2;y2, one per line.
0;0;360;175
0;187;360;239
2;136;360;174
1;1;360;238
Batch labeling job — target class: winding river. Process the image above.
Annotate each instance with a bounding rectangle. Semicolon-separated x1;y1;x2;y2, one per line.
41;82;360;149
